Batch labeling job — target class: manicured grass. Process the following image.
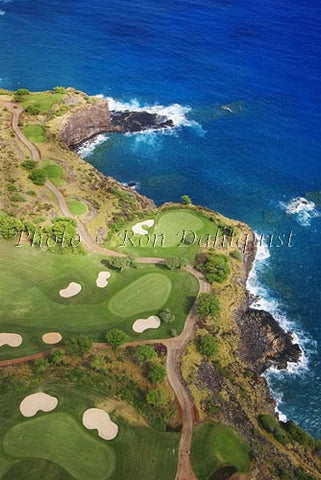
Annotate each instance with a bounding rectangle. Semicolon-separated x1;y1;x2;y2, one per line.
23;124;46;143
42;160;65;186
22;92;63;113
108;208;218;262
191;422;251;480
66;198;88;215
4;413;116;480
108;273;172;317
0;385;179;480
0;241;199;359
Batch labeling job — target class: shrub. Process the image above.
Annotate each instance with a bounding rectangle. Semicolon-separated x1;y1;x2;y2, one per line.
181;194;192;205
105;329;130;348
16;88;30;96
66;336;93;356
53;86;67;93
197;293;220;320
164;256;187;270
102;256;135;271
11;193;26;203
283;420;315;448
33;358;49;374
146;388;166;406
28;168;47;185
148;363;167;383
230;249;242;261
22;159;37;170
136;345;157;362
7;184;17;192
159;308;175;324
50;349;66;365
90;355;107;372
0;213;23;239
258;414;288;445
25;104;42;115
196;251;231;283
199;334;218;358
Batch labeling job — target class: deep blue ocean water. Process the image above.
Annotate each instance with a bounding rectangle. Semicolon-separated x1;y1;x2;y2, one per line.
1;0;321;435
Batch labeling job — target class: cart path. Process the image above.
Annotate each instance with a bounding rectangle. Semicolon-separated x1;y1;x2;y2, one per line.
0;100;212;480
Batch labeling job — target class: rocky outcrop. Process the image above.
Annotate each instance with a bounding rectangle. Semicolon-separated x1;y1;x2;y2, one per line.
238;308;302;373
110;110;174;133
59;101;112;147
58;101;175;147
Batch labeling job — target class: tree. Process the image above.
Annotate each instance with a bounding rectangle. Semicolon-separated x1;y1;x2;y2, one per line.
105;329;130;348
199;334;218;358
197;293;220;320
136;345;157;363
181;195;192;205
28;168;47;185
148;363;167;383
159;309;175;324
66;336;93;356
90;355;107;372
22;159;37;170
16;88;30;96
0;213;23;239
164;256;187;270
146;388;166;406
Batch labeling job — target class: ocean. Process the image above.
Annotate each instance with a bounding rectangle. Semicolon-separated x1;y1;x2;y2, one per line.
1;0;321;435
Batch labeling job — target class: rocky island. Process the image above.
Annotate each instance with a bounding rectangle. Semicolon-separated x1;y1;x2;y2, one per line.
0;87;319;480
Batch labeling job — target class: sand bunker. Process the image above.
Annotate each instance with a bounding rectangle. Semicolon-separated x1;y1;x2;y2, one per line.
82;408;119;440
20;392;58;418
132;219;154;235
59;282;82;298
96;271;111;288
132;315;161;333
0;333;22;348
42;332;62;345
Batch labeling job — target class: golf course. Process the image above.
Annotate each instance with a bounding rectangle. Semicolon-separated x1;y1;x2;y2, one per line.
109;208;223;261
0;240;199;360
0;385;179;480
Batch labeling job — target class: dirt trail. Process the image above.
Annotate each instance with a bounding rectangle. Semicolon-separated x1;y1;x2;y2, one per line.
0;100;212;480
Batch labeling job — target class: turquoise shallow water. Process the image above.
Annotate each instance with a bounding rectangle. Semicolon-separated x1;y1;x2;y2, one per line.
1;0;321;435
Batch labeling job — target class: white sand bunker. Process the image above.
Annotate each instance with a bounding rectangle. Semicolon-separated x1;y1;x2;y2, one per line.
82;408;119;440
59;282;82;298
20;392;58;418
132;315;161;333
0;333;22;348
132;219;154;235
96;271;111;288
42;332;62;345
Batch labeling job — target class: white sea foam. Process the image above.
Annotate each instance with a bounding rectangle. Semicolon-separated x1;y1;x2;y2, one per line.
280;196;320;226
247;237;315;420
0;9;6;15
77;134;109;157
97;95;205;135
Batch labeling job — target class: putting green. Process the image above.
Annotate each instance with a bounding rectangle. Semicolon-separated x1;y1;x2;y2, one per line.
155;211;204;247
67;198;88;215
3;412;116;480
108;273;172;317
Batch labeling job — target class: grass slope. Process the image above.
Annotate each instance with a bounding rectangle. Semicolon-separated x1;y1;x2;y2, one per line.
0;241;199;359
42;160;65;186
66;198;88;215
22;92;63;113
23;124;46;143
191;421;251;480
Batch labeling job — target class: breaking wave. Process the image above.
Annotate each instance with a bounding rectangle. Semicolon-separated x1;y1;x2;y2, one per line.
280;196;320;226
76;134;109;157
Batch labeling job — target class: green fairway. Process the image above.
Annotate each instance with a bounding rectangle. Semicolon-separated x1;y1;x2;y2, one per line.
66;198;88;215
4;413;116;480
191;421;251;480
108;273;171;317
0;241;199;359
0;385;179;480
42;160;65;186
23;124;46;143
23;92;63;113
108;208;219;261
